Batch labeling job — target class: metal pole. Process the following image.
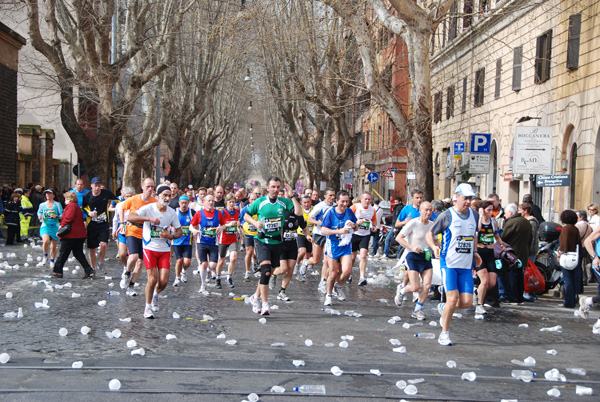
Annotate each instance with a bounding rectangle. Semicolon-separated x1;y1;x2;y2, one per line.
549;146;556;222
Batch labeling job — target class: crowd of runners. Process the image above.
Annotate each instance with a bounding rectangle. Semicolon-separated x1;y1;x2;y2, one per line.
6;175;600;346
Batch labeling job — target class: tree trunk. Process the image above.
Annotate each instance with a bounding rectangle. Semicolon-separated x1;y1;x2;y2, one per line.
121;151;146;189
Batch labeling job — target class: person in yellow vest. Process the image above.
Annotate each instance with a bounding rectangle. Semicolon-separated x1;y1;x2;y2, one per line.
18;188;34;241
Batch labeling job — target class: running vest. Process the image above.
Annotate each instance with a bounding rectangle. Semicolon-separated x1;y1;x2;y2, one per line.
174;208;194;246
298;206;314;235
478;219;496;246
197;209;220;245
441;207;477;269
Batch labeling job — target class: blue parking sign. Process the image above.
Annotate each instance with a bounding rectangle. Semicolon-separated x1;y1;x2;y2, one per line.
454;142;465;155
470;133;491;154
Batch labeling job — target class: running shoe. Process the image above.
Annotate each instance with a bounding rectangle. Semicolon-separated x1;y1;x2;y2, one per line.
277;290;290;301
227;277;234;288
579;296;590;319
412;292;419;303
173;277;181;287
198;284;206;293
394;285;404;307
143;306;154;319
151;293;159;312
438;331;453;346
180;270;188;283
250;294;261;314
299;260;308;276
438;302;445;316
253;261;260;273
97;262;104;271
347;275;353;285
261;302;270;316
593;318;600;334
244;271;250;280
215;278;222;289
411;310;426;321
475;304;487;315
335;284;346;301
324;295;333;306
126;287;137;297
269;275;277;290
119;274;129;289
41;256;48;265
357;277;367;287
318;279;327;294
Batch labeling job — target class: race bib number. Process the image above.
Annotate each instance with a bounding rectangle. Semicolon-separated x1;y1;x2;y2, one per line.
358;221;370;230
150;226;164;238
202;227;217;237
181;226;190;235
479;233;494;245
455;236;474;253
264;218;281;233
92;212;107;223
248;224;257;232
283;231;297;241
44;209;57;219
225;225;238;234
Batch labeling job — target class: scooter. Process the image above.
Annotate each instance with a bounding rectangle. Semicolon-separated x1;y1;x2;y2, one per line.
535;240;563;292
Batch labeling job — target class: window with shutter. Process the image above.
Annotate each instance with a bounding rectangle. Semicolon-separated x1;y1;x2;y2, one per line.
567;14;581;70
474;68;485;107
462;77;467;113
434;92;442;123
495;58;501;99
512;46;522;91
535;30;552;83
447;85;455;120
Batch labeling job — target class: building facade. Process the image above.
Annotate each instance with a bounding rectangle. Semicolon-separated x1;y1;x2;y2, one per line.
431;0;599;220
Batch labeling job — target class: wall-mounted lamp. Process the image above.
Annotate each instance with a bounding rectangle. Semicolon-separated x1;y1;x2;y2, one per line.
516;116;542;123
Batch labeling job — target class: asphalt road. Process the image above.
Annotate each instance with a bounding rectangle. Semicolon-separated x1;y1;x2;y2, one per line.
0;239;598;401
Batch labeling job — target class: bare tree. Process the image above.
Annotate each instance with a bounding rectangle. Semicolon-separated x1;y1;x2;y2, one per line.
321;0;456;199
24;0;189;184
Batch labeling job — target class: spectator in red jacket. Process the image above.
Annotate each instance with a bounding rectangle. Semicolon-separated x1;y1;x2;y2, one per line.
51;192;94;279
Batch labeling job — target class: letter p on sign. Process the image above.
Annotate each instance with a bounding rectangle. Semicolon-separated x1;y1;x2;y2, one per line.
470;133;491;154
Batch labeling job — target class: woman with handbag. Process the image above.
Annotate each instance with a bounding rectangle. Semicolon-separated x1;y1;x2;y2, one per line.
37;189;63;268
51;192;94;279
557;209;581;308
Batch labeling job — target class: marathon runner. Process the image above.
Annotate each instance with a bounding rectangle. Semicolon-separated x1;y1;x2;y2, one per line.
426;183;481;346
112;187;135;277
321;190;357;307
119;178;157;295
172;196;196;287
82;177;120;271
270;196;309;301
244;177;301;315
394;201;435;321
295;195;314;280
350;192;378;286
305;188;336;293
190;194;220;293
240;191;259;280
127;184;182;319
215;193;241;289
214;185;226;210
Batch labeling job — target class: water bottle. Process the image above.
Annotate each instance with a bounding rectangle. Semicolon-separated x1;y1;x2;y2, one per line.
511;369;535;382
424;247;431;261
107;291;120;296
294;385;326;394
495;259;503;270
414;333;436;339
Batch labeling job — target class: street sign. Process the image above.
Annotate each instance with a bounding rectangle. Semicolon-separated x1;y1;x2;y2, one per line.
406;172;416;180
367;172;379;183
470;133;491;154
536;174;570;187
453;142;465;155
390;167;398;172
513;126;552;174
469;154;490;174
382;168;393;178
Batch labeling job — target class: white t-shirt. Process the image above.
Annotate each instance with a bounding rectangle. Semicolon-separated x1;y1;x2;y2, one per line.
136;203;181;252
374;205;384;230
310;201;336;236
350;203;376;237
400;217;434;249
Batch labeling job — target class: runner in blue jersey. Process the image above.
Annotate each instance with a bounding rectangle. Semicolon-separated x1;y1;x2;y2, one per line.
427;183;482;346
190;194;220;293
321;190;357;307
172;196;196;287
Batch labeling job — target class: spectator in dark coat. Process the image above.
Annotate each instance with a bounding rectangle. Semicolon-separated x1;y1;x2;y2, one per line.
501;203;532;303
51;192;94;279
523;194;545;223
4;193;21;244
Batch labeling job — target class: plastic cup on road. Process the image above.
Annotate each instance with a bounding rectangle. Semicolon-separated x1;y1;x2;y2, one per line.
404;384;417;395
447;360;457;368
108;379;121;391
126;340;137;348
547;388;560;397
5;292;12;299
575;385;592;396
248;392;259;402
461;371;477;381
72;361;83;369
80;326;91;335
59;328;68;337
330;366;343;376
0;353;10;364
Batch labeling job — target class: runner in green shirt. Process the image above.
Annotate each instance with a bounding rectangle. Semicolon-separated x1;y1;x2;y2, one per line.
244;176;301;315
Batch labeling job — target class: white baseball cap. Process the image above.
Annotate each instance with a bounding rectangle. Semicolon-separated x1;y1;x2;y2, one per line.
455;183;476;197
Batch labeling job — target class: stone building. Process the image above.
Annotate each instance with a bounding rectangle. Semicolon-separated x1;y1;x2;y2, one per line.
0;22;26;186
431;0;599;220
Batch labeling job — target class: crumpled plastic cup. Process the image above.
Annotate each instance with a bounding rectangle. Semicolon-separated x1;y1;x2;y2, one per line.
0;353;10;364
292;360;305;367
330;366;343;376
404;384;417;395
126;340;137;348
108;379;121;391
80;326;91;335
166;334;177;340
461;371;477;381
72;361;83;369
59;328;68;337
